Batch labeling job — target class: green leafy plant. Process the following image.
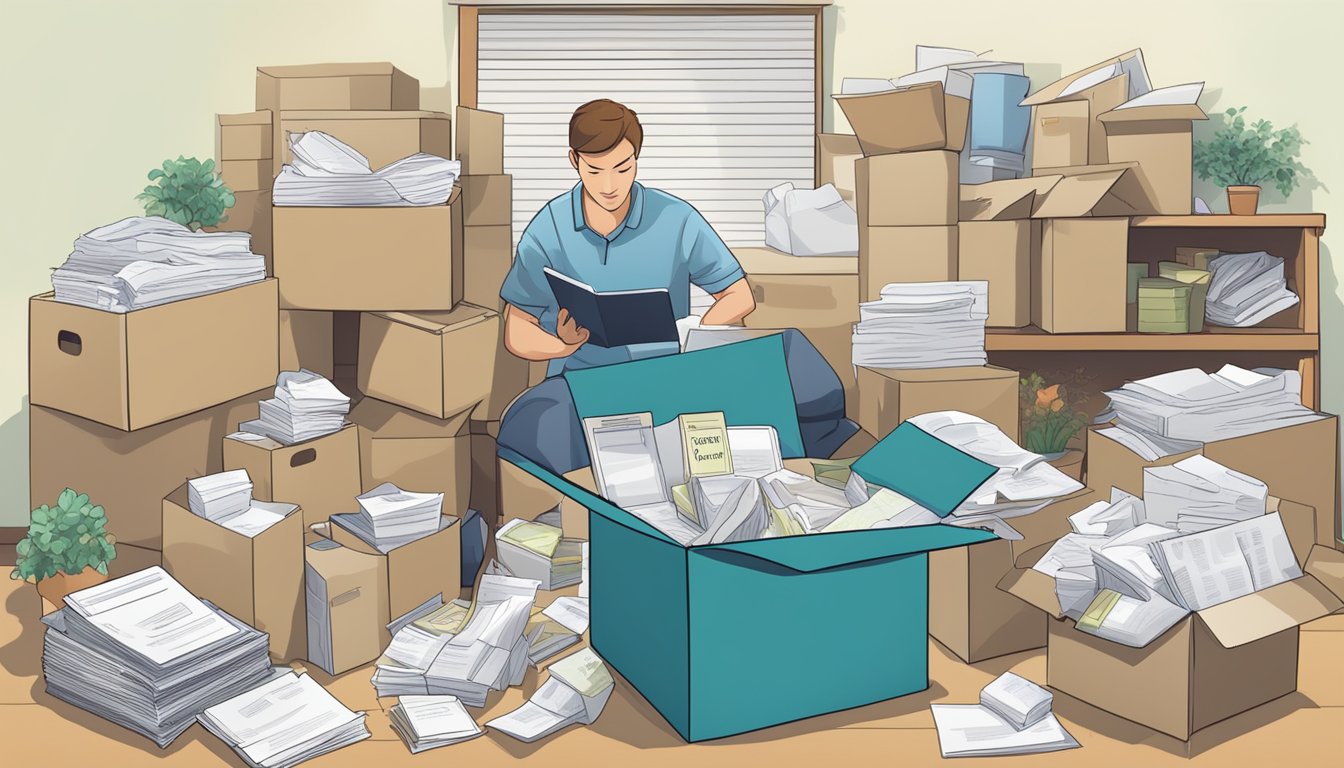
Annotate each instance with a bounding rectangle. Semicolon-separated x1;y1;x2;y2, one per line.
136;156;235;229
10;489;117;583
1193;107;1308;197
1019;373;1086;455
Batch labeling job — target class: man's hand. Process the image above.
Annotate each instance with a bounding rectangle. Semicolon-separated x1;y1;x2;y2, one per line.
556;308;591;349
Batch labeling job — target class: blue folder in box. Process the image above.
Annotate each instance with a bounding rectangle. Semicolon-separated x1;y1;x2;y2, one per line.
499;335;998;741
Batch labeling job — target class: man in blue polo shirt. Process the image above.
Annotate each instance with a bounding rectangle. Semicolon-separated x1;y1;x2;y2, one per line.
500;98;755;375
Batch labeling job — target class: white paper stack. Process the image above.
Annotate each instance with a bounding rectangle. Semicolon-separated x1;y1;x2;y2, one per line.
496;519;584;590
1150;512;1301;611
273;131;460;207
851;282;989;368
41;567;272;747
486;648;616;743
189;469;253;521
239;369;351;446
372;599;471;696
1205;250;1301;327
199;671;369;767
1142;455;1269;532
931;672;1079;758
51;216;265;312
762;182;858;257
353;483;445;550
389;695;483;753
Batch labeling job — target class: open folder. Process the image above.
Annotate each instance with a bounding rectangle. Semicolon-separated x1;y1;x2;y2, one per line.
544;266;678;348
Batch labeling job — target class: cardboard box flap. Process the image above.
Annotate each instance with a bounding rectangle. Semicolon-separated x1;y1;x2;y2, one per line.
258;63;402;78
732;246;857;276
1029;163;1147;218
1021;49;1145;106
1273;498;1318;566
1305;545;1344;607
373;304;496;336
1197;575;1343;649
278;109;449;121
704;523;995;574
219;111;272;126
1098;103;1208;125
850;423;997;517
959;177;1060;221
349;396;472;438
997;561;1066;619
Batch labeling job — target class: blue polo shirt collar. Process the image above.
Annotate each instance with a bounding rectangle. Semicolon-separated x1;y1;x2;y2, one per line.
570;182;646;238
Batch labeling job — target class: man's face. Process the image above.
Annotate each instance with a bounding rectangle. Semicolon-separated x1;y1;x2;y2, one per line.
569;139;637;213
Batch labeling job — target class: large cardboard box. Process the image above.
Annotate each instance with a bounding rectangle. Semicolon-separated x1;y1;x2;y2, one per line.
224;425;362;527
274;110;452;175
859;225;958;301
1086;417;1341;545
854;151;957;226
1033;218;1128;333
457;106;504;175
216;110;272;161
817;133;861;203
462;224;513;311
460;174;512;227
303;537;390;675
835;81;970;155
1001;501;1344;740
358;305;500;419
29;280;279;431
272;190;462;311
255;63;418;113
219;159;271;193
29;391;266;550
1022;50;1143;168
1029;163;1155;218
329;513;461;620
212;189;273;261
474;321;531;424
931;490;1099;663
958;220;1039;328
278;309;334;377
1098;103;1208;215
348;396;471;518
1030;100;1091;169
856;365;1019;442
162;485;305;660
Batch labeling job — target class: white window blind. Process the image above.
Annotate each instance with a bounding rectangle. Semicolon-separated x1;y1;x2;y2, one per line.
475;12;817;248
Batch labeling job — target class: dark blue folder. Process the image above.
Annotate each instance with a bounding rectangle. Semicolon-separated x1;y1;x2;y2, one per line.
544;267;679;348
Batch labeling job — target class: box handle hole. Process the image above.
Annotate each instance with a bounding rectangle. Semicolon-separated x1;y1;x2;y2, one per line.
57;330;82;356
290;448;317;468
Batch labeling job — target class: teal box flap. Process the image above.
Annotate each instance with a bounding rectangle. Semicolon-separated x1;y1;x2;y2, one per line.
563;335;805;458
851;422;996;518
702;524;997;574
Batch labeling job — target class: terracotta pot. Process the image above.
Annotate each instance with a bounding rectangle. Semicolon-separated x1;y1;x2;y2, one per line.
35;566;107;606
1227;185;1261;215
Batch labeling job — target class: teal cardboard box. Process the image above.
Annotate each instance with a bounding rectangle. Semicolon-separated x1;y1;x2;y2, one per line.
500;336;997;741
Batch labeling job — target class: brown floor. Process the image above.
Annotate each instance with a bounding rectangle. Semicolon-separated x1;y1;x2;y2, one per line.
3;574;1343;767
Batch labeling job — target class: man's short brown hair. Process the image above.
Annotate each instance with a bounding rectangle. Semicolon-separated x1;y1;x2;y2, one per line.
569;99;643;157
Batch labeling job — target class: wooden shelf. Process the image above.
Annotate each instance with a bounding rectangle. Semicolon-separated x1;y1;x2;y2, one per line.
986;327;1319;352
1130;214;1325;230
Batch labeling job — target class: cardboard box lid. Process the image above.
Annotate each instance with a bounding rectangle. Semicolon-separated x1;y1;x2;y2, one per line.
858;364;1017;384
370;303;497;336
1021;49;1146;106
278;110;450;122
1098;103;1208;125
1029;163;1149;218
218;111;272;126
258;62;406;78
834;81;966;155
817;133;861;154
349;396;472;439
732;246;857;276
959;177;1060;221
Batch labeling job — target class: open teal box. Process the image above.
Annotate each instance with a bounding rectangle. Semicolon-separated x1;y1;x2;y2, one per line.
499;336;999;741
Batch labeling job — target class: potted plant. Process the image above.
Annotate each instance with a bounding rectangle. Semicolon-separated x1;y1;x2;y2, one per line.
136;155;235;229
1193;107;1307;215
1020;373;1087;462
11;489;118;606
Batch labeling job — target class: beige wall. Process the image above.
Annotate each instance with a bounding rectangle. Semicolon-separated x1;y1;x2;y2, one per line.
2;0;1340;524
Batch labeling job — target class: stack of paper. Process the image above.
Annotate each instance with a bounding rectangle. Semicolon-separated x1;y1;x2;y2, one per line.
1100;365;1323;459
239;369;351;445
1150;512;1301;611
1142;455;1269;532
372;599;472;697
496;519;584;590
389;695;483;753
525;610;581;666
851;282;989;369
1204;250;1300;327
1157;260;1210;330
352;483;445;550
273;131;460;207
41;567;272;747
762;182;858;257
50;216;265;312
486;648;616;743
198;671;369;767
189;469;253;521
931;672;1079;758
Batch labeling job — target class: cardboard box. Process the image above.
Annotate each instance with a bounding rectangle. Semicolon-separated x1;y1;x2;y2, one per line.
1033;218;1128;333
931;490;1099;663
958;220;1039;327
855;151;957;226
817;133;861;202
473;320;531;424
460;174;512;227
1085;416;1340;545
219;159;271;193
835;81;969;155
162;485;305;660
224;425;361;527
278;309;334;378
29;280;279;431
1030;101;1091;169
1029;163;1155;218
328;513;461;620
1022;50;1142;168
272;190;463;311
1002;500;1344;740
1099;103;1208;215
212;189;273;262
274;110;452;175
29;391;266;550
348;396;471;518
462;224;514;311
358;305;500;419
958;176;1058;222
216;111;272;160
303;536;390;675
457;106;504;175
255;62;418;113
859;225;958;301
856;365;1020;442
